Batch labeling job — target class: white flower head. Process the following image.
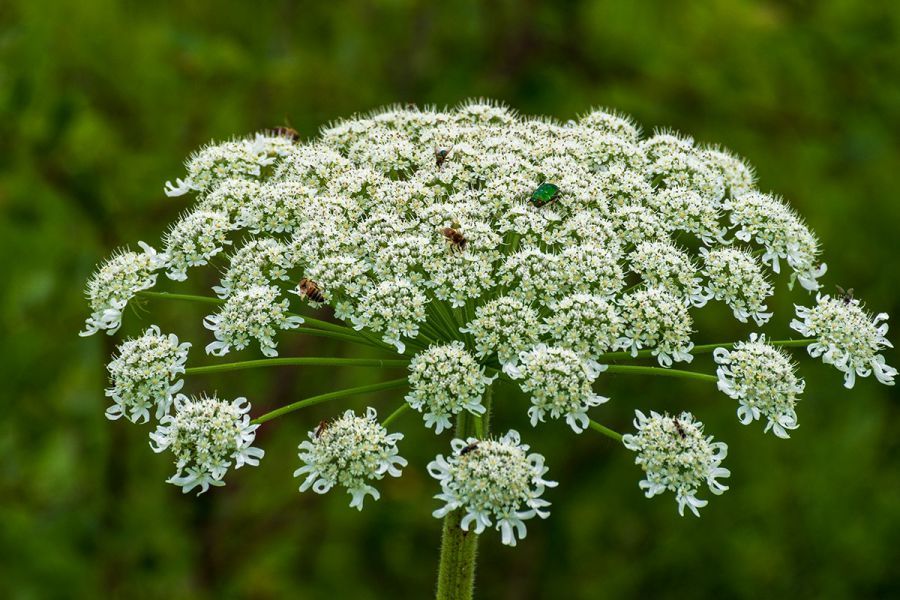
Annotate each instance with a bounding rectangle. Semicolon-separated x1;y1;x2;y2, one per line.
162;210;233;281
791;294;896;388
612;204;673;246
350;278;429;353
149;393;264;495
505;344;608;433
406;342;497;433
702;146;756;199
80;242;162;336
725;191;826;290
647;187;728;245
105;326;190;423
294;407;407;510
213;238;294;299
701;247;774;325
542;294;624;359
629;241;708;307
164;138;274;197
461;296;542;365
714;334;804;438
427;430;557;546
618;287;695;367
622;410;730;517
204;285;304;357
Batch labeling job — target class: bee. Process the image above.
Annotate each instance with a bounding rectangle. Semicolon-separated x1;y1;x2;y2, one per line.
298;278;325;303
836;285;855;304
441;226;467;252
434;146;453;169
314;419;329;439
273;126;300;142
672;417;687;439
459;442;479;456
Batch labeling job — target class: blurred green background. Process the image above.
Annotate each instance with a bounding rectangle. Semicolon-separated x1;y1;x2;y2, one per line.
2;0;899;598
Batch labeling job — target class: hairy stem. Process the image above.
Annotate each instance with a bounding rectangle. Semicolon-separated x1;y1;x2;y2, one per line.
186;357;409;376
252;378;408;425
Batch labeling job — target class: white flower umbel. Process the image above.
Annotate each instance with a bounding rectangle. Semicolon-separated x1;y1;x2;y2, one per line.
542;294;624;359
81;242;162;336
725;191;826;290
162;210;232;281
406;342;497;433
701;247;774;325
213;238;294;299
646;187;727;245
622;410;730;517
703;146;756;199
461;296;542;365
294;407;407;510
505;344;608;433
106;326;190;423
427;430;557;547
791;294;896;388
618;287;695;367
164;138;274;197
629;241;708;307
349;278;428;353
149;393;264;495
204;285;304;357
714;334;804;438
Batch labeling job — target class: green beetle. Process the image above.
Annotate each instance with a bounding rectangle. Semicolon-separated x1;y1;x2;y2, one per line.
530;183;560;207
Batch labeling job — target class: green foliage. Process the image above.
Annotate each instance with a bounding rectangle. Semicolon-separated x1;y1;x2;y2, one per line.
1;0;899;598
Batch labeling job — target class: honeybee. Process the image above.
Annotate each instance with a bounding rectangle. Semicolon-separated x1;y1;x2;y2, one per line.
672;417;687;439
298;278;325;303
314;419;329;439
441;226;467;252
836;285;855;304
434;146;453;169
459;442;479;456
273;126;300;142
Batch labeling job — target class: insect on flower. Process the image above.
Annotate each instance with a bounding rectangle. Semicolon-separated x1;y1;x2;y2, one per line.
434;146;453;168
836;285;855;304
459;442;479;456
441;226;467;252
314;419;329;439
298;278;325;303
529;182;560;207
273;126;300;142
672;417;687;439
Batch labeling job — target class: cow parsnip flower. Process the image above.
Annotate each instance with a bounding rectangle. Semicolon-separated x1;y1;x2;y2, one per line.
542;294;624;359
714;334;803;438
162;210;233;281
106;326;190;423
622;410;730;517
701;247;774;326
294;407;406;510
149;393;264;495
406;342;497;433
427;430;557;546
204;285;304;357
791;294;896;388
505;344;608;433
461;295;542;365
618;287;695;367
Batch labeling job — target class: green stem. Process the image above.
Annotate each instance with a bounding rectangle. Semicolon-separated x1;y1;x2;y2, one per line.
604;365;717;383
252;378;408;425
595;338;816;362
186;357;409;376
589;419;623;442
436;410;482;600
382;403;411;427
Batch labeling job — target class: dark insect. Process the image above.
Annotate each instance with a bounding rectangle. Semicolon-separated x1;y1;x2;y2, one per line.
298;278;325;303
434;146;453;169
459;442;479;456
530;182;561;207
314;420;328;439
273;126;301;142
441;227;467;252
836;285;855;304
672;417;687;439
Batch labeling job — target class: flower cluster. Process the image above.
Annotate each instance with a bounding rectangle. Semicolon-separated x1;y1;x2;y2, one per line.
791;294;896;388
406;342;497;433
714;334;803;438
105;326;191;423
83;100;896;545
427;430;557;546
294;407;406;510
622;410;730;516
505;345;608;433
150;394;264;494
